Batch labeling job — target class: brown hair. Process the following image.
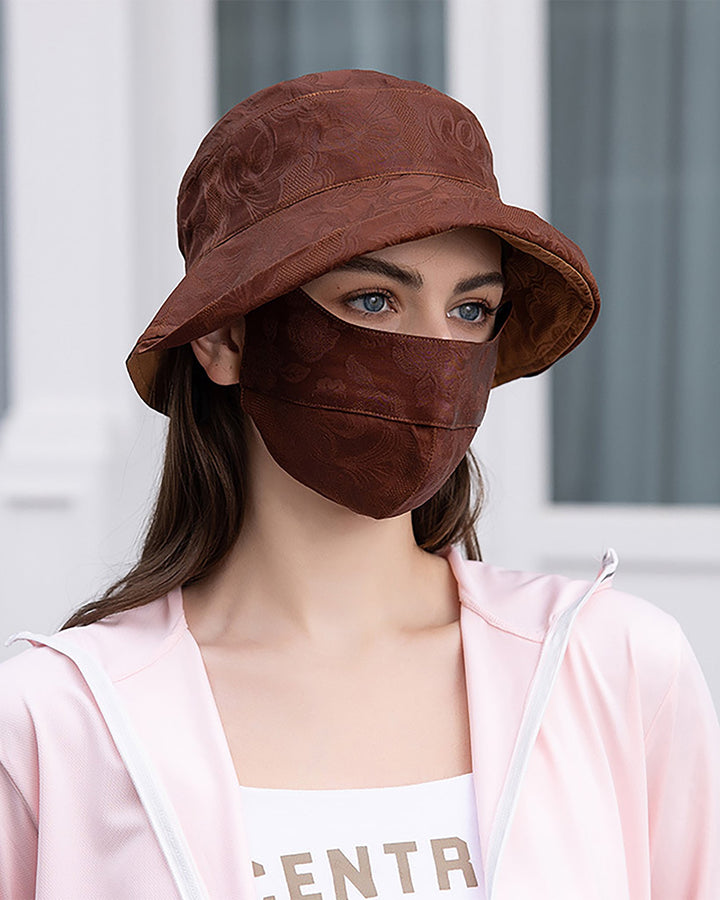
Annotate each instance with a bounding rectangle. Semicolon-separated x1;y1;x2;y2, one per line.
61;346;484;630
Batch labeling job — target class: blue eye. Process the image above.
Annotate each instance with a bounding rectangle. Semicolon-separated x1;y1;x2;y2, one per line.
452;302;485;322
346;291;391;314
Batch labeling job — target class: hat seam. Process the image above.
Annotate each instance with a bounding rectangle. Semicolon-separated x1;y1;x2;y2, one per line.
187;170;499;268
183;86;434;188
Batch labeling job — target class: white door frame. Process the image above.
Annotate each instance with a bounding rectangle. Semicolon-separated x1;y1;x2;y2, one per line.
0;0;216;655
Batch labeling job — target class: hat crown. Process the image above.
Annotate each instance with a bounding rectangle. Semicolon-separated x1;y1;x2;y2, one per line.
176;69;499;268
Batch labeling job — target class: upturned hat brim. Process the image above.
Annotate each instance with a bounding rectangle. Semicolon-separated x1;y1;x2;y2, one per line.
127;173;598;414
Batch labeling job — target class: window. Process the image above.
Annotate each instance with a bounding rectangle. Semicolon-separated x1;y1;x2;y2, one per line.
550;0;720;504
215;0;446;114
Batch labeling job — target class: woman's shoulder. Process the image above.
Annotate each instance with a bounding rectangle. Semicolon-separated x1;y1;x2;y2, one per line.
0;589;185;726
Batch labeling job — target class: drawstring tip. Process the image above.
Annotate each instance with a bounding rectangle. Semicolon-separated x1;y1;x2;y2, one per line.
600;548;619;579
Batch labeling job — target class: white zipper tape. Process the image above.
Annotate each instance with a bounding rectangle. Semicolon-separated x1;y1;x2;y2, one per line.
484;549;618;899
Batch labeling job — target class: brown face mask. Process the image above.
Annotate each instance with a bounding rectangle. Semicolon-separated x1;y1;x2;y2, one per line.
239;288;508;519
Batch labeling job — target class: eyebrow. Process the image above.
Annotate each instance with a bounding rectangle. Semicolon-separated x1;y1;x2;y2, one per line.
334;256;505;293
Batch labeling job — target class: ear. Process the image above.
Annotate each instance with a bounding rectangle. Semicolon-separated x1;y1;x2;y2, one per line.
190;319;246;385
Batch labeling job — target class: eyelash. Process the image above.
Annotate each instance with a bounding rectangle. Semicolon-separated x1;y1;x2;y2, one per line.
343;289;498;325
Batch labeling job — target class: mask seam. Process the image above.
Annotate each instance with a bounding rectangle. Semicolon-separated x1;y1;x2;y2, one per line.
240;386;483;430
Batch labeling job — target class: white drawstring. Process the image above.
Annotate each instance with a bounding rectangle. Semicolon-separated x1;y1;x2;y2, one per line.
6;631;210;900
483;548;618;899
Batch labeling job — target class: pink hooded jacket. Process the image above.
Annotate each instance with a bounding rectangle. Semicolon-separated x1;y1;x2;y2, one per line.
1;548;719;899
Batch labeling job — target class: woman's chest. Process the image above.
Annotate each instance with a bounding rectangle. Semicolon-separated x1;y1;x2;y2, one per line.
199;622;472;790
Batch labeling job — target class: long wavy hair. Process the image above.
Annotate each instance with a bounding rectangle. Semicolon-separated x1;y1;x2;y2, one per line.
61;345;484;630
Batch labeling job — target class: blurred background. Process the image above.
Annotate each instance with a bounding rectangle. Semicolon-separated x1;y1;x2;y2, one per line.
0;0;718;707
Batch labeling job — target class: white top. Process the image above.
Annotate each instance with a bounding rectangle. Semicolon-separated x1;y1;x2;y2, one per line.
238;772;486;899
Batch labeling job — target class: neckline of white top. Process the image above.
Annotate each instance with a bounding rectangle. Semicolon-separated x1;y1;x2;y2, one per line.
237;771;474;795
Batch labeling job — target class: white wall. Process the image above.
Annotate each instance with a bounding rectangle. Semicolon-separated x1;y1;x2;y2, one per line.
0;0;215;658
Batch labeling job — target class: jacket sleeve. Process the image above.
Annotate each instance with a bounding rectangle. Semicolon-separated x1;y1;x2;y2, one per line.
0;759;38;899
0;650;40;900
645;622;720;899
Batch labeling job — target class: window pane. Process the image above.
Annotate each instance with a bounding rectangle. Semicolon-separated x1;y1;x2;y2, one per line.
550;0;720;504
216;0;446;116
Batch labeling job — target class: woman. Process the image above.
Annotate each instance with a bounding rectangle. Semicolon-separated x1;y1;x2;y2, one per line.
1;69;718;900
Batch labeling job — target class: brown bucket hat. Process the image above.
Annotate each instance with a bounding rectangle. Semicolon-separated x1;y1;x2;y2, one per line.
126;68;599;414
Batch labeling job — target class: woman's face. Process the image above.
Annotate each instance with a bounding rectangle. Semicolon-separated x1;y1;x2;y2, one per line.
190;227;505;388
302;227;504;342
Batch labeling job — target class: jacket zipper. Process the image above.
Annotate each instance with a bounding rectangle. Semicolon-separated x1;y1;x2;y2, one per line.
483;549;618;899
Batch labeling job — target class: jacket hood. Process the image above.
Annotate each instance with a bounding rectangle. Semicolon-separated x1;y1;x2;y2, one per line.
447;546;618;641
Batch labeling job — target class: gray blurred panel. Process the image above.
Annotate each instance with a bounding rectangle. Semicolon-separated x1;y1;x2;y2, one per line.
550;0;720;504
216;0;445;116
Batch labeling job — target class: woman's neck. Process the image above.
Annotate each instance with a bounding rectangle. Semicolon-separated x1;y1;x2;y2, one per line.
182;424;460;649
